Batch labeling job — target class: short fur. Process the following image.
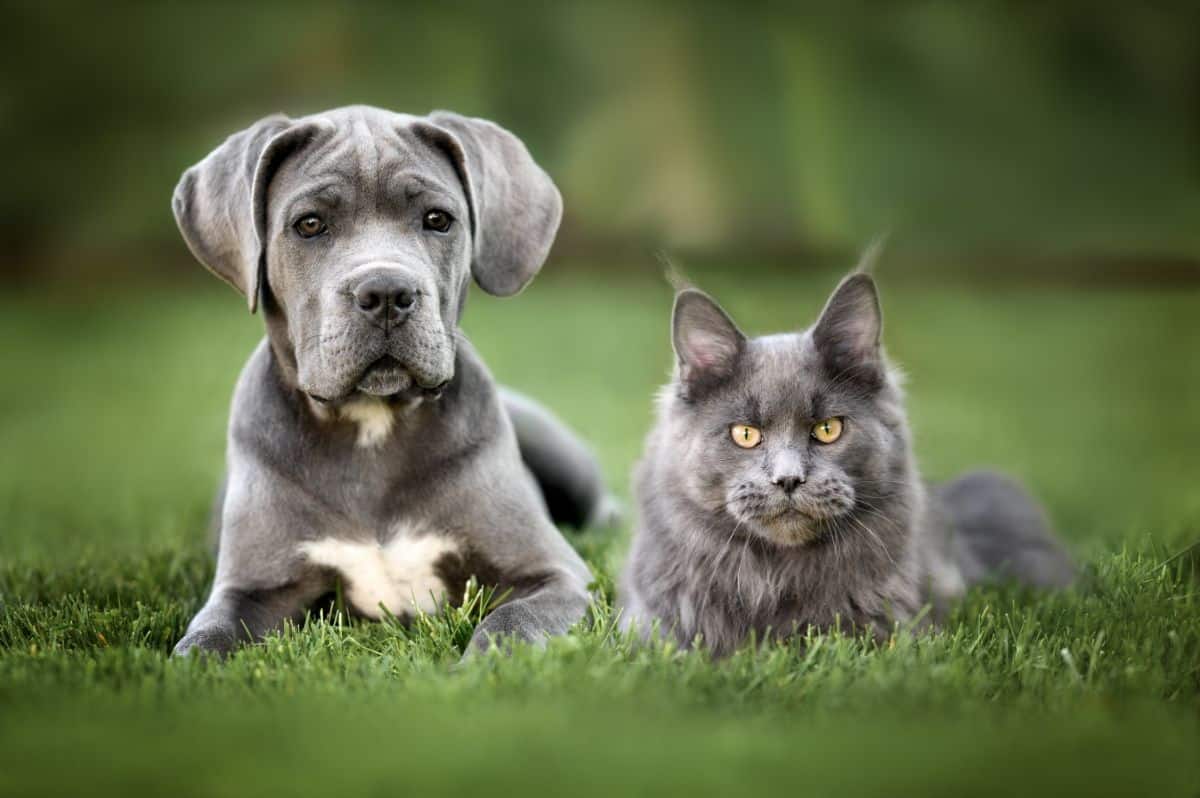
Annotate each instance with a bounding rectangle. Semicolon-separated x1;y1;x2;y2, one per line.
620;274;1073;656
172;105;613;658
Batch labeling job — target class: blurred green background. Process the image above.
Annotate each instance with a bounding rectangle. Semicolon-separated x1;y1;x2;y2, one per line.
2;4;1199;796
5;2;1200;280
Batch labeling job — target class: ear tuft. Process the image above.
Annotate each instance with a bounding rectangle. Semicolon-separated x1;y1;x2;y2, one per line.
811;272;883;386
672;289;746;396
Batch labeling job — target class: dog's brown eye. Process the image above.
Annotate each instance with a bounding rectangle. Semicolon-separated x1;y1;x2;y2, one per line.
423;209;453;233
294;215;327;238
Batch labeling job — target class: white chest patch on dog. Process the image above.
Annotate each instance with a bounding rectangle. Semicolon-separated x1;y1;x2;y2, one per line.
300;532;458;618
338;397;396;448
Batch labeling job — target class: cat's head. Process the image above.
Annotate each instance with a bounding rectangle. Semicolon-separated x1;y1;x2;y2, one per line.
663;273;911;547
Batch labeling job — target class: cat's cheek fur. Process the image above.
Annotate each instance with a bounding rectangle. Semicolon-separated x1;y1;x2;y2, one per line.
674;416;736;512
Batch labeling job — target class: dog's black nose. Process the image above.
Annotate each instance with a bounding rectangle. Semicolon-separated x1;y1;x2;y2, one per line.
773;474;805;494
352;273;419;326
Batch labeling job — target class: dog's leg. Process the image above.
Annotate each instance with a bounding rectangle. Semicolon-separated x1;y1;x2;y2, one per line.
465;570;591;655
175;459;332;659
443;383;597;658
501;388;621;529
173;576;328;658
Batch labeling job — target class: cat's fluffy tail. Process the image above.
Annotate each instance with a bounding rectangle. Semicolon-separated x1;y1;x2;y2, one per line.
502;388;622;530
937;470;1075;588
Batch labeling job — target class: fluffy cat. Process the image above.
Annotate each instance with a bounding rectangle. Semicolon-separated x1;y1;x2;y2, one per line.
619;272;1074;655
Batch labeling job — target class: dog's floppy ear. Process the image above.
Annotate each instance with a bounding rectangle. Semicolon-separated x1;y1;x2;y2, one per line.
172;114;324;312
422;111;563;296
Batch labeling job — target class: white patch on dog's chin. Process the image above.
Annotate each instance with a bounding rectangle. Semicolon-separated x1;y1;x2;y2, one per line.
300;530;459;618
338;397;396;448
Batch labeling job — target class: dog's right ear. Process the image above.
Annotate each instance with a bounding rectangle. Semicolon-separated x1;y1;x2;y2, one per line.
171;114;323;312
421;111;563;298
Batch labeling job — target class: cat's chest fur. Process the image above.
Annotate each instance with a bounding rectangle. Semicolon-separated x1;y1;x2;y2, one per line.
622;491;929;656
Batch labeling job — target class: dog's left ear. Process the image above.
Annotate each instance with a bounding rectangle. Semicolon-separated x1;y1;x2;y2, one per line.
420;111;563;296
172;114;328;312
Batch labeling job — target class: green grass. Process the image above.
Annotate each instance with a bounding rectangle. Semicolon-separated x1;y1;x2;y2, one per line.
1;266;1198;796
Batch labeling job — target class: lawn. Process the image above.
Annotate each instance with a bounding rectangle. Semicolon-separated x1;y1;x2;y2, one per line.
1;265;1198;796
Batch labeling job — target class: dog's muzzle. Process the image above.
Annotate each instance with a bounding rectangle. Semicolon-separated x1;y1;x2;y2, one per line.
356;355;415;396
298;264;457;403
351;271;420;332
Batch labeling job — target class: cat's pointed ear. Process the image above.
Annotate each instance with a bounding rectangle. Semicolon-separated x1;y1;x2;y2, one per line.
811;273;883;387
672;289;746;395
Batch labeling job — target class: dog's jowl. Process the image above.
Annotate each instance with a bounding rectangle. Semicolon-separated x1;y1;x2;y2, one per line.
171;106;613;657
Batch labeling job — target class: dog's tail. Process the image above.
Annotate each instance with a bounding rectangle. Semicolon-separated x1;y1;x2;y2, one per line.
501;388;622;530
937;470;1075;589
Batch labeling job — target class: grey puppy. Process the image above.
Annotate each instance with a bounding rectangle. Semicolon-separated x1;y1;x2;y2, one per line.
171;105;613;658
620;273;1074;656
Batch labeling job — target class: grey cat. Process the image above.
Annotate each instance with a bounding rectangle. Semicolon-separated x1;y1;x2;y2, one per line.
619;272;1074;656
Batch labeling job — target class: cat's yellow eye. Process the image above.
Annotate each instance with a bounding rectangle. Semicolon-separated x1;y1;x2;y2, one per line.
811;417;844;444
730;424;762;449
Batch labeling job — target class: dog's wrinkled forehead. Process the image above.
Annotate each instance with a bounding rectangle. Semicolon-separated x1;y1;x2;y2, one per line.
172;104;563;312
272;108;464;216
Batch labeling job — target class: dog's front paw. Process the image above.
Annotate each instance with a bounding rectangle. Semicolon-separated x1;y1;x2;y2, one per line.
172;627;238;659
464;603;550;659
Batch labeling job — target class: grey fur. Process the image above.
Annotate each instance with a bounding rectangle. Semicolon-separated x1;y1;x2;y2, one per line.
620;274;1074;656
503;388;621;529
172;105;610;658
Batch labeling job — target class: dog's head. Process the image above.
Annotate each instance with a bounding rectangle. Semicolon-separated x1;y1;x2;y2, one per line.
172;106;561;402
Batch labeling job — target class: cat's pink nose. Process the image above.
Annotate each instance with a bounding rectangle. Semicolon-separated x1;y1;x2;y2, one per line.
773;474;806;493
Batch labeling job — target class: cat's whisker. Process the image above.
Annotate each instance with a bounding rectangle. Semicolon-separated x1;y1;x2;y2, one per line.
853;475;912;485
824;516;846;568
733;536;749;602
848;515;899;569
853;477;916;488
853;497;904;522
700;514;745;612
